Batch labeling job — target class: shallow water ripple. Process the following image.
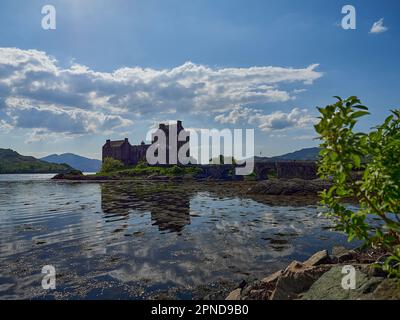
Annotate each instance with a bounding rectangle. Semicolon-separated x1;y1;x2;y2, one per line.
0;178;351;299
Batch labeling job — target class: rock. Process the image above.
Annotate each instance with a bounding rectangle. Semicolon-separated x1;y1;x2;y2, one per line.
249;289;265;298
331;246;357;263
52;170;84;180
299;266;383;300
170;176;183;181
332;246;348;256
261;270;283;284
247;178;331;196
232;247;398;301
231;175;244;181
366;279;400;300
149;175;170;180
238;280;247;289
240;280;272;300
193;280;237;300
239;285;253;299
366;264;388;278
240;280;259;299
237;271;283;300
270;261;331;300
226;288;242;300
194;174;208;180
303;250;331;267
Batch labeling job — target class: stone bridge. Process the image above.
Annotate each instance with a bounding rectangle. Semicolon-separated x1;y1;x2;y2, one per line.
254;161;317;180
192;161;317;180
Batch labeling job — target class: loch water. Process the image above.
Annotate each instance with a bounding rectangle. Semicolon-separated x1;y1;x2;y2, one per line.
0;175;352;299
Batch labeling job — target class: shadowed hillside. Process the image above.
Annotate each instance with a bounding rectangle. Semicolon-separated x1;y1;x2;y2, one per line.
0;149;74;174
41;153;101;172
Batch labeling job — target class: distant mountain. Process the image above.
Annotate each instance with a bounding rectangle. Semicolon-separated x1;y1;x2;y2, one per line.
255;147;320;162
0;148;74;174
41;153;101;172
271;147;321;161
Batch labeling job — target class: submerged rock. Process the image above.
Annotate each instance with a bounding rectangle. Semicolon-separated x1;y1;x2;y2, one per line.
247;178;331;196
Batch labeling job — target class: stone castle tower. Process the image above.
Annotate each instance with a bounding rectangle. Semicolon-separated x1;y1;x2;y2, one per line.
102;120;189;166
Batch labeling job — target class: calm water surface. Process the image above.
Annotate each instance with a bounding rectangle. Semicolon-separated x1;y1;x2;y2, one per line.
0;175;351;299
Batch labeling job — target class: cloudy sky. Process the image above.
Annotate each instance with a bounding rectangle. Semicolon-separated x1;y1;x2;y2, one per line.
0;0;399;159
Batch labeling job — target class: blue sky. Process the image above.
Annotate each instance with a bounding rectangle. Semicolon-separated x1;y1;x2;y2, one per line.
0;0;399;159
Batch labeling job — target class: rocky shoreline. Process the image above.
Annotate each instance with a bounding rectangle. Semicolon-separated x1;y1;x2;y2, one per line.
247;178;331;196
225;247;400;300
52;170;242;182
50;171;399;300
53;171;329;196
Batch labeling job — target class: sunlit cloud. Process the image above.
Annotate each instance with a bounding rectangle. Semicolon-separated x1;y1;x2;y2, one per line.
370;18;388;34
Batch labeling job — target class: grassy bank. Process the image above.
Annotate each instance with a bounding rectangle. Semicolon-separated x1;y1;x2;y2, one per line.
98;162;203;177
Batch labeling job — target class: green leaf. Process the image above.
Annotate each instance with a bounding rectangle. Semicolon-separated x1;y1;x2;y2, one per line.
353;105;369;110
352;111;370;119
315;96;400;279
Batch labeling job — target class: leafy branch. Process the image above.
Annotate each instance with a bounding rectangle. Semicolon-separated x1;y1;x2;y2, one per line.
315;96;400;278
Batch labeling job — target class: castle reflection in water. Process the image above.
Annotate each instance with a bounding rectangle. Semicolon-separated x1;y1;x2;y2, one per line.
100;182;192;233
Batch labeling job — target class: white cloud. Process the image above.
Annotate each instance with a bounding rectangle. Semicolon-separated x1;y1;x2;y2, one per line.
292;88;307;94
215;106;316;132
370;18;388;34
269;133;287;138
0;47;322;135
256;108;315;132
4;98;132;135
293;134;317;140
25;129;74;144
214;106;256;124
0;119;12;132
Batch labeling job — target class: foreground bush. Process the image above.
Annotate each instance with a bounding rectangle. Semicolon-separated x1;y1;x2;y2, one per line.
315;96;400;278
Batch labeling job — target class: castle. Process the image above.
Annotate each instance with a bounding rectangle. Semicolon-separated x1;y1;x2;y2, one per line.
102;120;189;166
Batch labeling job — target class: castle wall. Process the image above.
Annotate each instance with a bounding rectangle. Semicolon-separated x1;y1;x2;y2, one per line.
130;144;149;165
103;121;189;166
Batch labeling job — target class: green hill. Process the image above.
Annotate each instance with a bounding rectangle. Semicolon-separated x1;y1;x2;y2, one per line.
0;148;74;174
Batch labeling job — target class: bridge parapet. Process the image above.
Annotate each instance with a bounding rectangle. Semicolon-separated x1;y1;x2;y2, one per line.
254;161;317;180
185;161;317;180
276;161;317;180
